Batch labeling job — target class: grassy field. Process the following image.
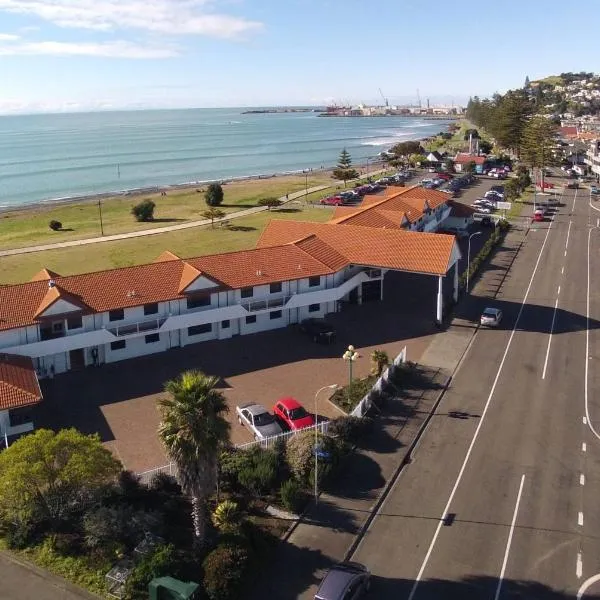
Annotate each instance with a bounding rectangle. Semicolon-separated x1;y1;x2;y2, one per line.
0;172;336;250
0;205;334;284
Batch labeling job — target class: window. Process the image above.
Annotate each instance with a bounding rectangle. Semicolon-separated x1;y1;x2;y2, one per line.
221;320;230;329
110;340;126;351
270;282;282;294
308;276;321;287
240;287;253;299
52;321;64;332
109;309;124;322
187;295;211;309
245;315;257;324
144;303;158;315
270;310;282;320
67;316;82;330
145;333;160;344
188;324;212;336
308;303;320;313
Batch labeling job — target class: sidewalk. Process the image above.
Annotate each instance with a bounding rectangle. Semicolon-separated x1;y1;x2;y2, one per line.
0;169;389;257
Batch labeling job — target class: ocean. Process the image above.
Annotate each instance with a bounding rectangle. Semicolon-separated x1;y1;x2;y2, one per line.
0;108;452;210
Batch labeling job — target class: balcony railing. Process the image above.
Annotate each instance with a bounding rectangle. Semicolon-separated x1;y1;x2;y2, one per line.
40;329;66;341
107;317;168;337
241;295;291;313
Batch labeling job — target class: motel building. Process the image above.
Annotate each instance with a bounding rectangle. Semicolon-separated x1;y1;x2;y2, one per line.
0;186;462;438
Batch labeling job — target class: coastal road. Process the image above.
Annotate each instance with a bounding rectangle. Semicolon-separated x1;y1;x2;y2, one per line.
351;185;600;598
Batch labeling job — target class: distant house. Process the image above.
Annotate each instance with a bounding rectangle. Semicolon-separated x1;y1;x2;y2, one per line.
560;126;578;139
426;151;443;164
453;153;487;174
443;200;476;230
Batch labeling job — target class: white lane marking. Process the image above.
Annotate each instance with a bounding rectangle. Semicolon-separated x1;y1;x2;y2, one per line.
558;285;561;295
572;190;578;212
562;266;565;275
585;226;600;441
597;217;599;227
579;511;584;526
580;473;586;485
407;209;555;600
583;442;587;452
583;416;588;425
565;250;568;257
578;574;600;598
493;475;526;600
577;552;583;579
542;298;560;379
566;219;572;249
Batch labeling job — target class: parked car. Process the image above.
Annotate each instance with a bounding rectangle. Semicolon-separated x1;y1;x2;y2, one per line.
299;318;337;344
491;185;505;194
236;403;283;440
480;307;503;327
567;181;579;189
273;397;315;431
485;190;503;200
315;562;371;600
591;186;600;195
320;196;346;206
532;209;544;222
340;190;359;201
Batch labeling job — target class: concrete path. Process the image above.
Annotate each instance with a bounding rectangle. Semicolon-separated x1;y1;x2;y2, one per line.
0;169;389;257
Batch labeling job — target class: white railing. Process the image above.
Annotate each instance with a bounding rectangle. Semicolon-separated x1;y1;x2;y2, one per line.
236;420;331;451
241;295;291;313
107;317;168;337
137;463;178;486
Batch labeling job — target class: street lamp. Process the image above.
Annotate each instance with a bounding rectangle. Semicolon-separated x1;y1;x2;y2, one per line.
314;384;337;503
305;170;308;202
466;231;482;293
343;345;360;387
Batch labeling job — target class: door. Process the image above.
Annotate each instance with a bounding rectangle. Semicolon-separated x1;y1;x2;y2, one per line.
69;348;85;371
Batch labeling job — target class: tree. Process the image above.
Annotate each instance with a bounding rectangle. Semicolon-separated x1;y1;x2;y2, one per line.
520;115;558;188
258;197;282;211
0;428;120;525
443;157;455;173
157;370;230;546
332;148;359;187
202;207;226;227
409;153;427;166
370;350;390;377
479;139;493;154
503;178;521;202
131;199;156;222
205;183;224;207
464;160;476;174
389;140;422;158
48;220;62;231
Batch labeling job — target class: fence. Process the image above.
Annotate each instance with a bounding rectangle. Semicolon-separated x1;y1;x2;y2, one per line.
137;462;178;486
350;346;407;418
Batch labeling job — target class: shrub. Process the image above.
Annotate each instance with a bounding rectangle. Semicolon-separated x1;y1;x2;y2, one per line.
370;349;390;377
4;519;38;549
203;543;248;600
131;199;155;222
150;472;181;496
212;500;242;533
286;431;340;486
125;544;178;600
48;220;62;231
205;183;224;207
279;479;305;514
258;197;282;210
237;447;278;496
327;416;373;446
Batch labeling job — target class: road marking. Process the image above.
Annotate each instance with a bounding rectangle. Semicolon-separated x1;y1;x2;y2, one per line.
566;219;572;249
572;188;579;212
579;512;584;526
583;442;587;452
565;250;568;257
578;574;600;598
407;206;555;600
562;266;565;275
583;416;588;425
558;285;561;295
577;553;583;579
542;298;560;379
580;473;586;485
494;475;526;600
597;218;599;227
585;226;600;441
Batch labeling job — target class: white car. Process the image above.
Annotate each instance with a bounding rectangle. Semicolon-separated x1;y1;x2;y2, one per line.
481;307;503;327
476;207;492;214
236;403;283;440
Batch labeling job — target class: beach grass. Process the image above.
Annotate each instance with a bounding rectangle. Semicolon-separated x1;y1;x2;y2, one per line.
0;205;334;284
0;172;335;251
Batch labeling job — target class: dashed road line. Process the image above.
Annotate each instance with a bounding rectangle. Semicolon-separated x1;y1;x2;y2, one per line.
583;416;588;425
577;552;583;579
580;473;586;486
579;511;584;527
542;298;560;380
582;442;587;452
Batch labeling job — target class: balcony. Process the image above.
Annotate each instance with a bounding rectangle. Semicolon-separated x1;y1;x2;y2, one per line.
40;328;65;341
107;317;168;338
241;295;291;313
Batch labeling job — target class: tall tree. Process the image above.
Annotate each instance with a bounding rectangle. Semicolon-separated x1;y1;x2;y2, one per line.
520;116;558;186
205;183;224;207
202;207;226;227
158;370;230;546
332;148;359;187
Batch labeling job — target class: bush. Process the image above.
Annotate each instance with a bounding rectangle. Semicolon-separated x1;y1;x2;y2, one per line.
279;479;305;514
4;519;38;549
258;197;282;210
212;500;242;533
327;416;373;446
286;431;340;486
48;220;62;231
125;544;179;600
203;543;248;600
205;183;224;207
237;447;278;496
131;199;156;222
150;472;182;496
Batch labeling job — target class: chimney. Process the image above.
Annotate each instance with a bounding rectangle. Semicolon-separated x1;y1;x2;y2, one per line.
48;279;56;288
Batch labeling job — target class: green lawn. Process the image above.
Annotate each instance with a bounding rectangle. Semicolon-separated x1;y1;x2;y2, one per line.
0;206;334;284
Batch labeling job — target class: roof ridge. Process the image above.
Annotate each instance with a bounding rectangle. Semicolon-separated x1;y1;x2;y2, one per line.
293;234;347;269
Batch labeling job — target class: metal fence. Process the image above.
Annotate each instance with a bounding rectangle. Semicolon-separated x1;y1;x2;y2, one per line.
236;419;331;451
137;462;177;486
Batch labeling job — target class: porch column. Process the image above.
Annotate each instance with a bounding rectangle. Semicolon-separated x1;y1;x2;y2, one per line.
453;264;459;302
380;271;386;301
436;275;443;325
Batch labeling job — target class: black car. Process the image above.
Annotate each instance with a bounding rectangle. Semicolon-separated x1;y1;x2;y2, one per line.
299;318;336;344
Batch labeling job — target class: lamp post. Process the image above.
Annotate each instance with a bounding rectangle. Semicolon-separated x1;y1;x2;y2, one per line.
466;231;482;293
343;345;360;387
305;170;308;202
314;384;338;503
98;199;104;236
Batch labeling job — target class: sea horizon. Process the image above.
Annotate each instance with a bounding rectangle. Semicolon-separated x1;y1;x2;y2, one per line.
0;108;452;210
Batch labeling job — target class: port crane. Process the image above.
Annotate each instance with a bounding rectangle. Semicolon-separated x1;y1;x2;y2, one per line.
378;88;388;107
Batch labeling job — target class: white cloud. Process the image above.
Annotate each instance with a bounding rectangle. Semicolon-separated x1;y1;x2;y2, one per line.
0;32;20;40
0;39;178;58
0;0;264;39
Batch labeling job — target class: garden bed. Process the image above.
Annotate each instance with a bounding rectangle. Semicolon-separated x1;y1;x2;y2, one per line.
330;375;378;413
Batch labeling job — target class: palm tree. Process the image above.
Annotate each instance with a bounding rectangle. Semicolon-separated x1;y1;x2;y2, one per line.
158;370;230;546
370;350;390;377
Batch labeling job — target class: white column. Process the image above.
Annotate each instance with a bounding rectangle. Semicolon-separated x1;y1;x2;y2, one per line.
436;275;443;323
453;265;459;302
380;271;386;301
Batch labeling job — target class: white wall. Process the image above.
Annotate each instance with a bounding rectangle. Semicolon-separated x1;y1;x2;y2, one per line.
40;298;81;317
104;331;171;363
180;323;218;347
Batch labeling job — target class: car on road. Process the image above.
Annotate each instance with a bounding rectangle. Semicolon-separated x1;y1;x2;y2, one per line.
298;318;337;344
532;209;545;222
273;397;315;431
480;307;503;327
314;562;371;600
591;186;600;195
236;403;283;440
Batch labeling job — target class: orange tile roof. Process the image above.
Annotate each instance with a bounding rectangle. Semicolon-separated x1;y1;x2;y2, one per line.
295;235;348;270
455;153;486;165
335;209;401;229
178;262;205;293
0;354;42;411
154;250;181;263
30;268;61;282
33;284;89;319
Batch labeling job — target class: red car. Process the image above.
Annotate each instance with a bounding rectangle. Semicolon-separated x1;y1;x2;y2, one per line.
435;172;452;181
320;195;344;206
273;397;315;431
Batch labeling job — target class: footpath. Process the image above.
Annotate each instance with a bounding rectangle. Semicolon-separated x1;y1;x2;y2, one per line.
0;169;388;258
247;223;528;600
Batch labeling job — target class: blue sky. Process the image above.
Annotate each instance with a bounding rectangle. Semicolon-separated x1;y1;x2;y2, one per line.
0;0;599;114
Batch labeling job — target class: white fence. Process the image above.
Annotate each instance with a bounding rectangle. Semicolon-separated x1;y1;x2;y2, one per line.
137;462;178;486
236;419;331;451
350;346;407;418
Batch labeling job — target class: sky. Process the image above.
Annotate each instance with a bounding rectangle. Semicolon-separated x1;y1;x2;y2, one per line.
0;0;599;114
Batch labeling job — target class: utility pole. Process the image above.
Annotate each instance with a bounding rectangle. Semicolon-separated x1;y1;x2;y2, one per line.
98;199;104;236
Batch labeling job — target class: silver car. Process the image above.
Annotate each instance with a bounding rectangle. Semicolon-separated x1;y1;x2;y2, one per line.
480;307;502;327
236;403;283;440
315;562;371;600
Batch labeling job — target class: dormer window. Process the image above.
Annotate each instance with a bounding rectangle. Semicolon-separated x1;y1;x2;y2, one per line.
308;276;321;288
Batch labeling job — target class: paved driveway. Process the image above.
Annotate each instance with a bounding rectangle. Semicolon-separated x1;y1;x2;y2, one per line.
32;271;440;473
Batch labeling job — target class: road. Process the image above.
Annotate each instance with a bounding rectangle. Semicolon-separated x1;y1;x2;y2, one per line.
351;184;600;599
